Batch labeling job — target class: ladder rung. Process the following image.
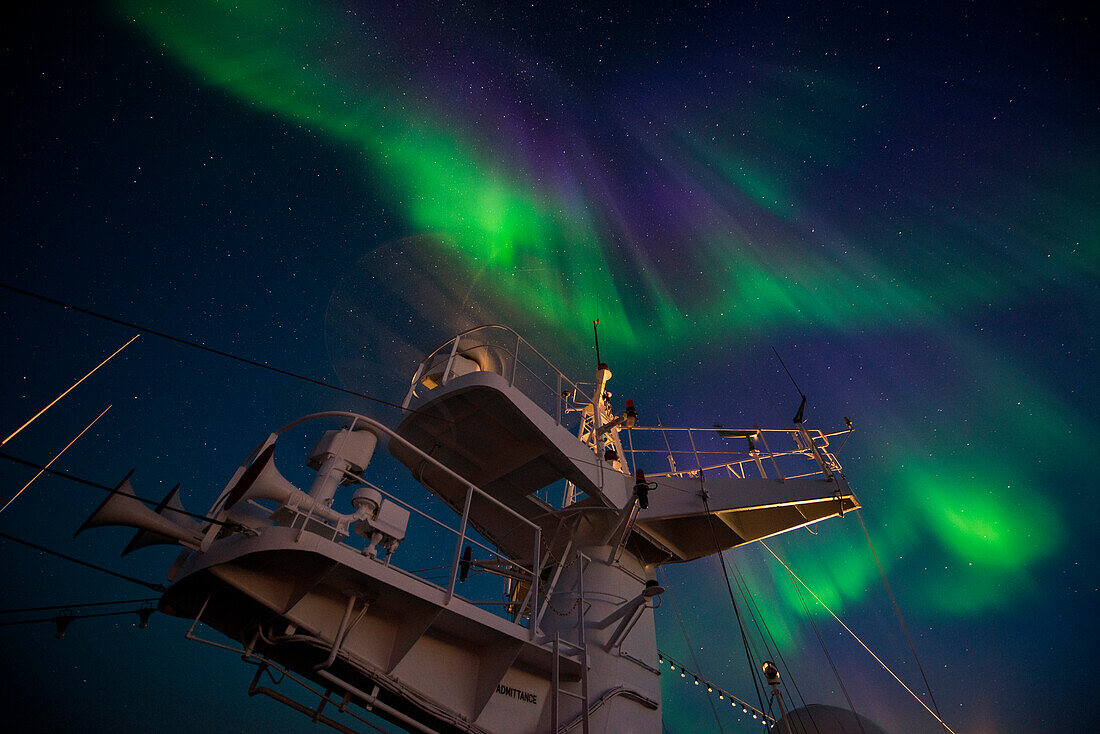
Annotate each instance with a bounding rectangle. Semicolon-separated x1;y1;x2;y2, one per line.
557;689;585;700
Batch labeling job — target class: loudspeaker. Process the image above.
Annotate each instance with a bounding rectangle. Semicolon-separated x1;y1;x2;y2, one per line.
121;483;202;556
222;443;307;512
74;472;201;548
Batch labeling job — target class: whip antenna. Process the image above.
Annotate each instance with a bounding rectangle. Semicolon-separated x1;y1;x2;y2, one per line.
772;347;807;424
593;318;602;367
592;297;603;368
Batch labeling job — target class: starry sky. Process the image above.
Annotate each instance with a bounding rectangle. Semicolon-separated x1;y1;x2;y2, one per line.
1;2;1096;733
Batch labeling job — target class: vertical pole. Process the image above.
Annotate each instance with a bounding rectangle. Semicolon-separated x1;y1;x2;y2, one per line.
576;552;589;734
551;633;560;733
512;332;521;387
687;429;703;476
441;337;460;386
446;484;475;603
557;373;562;426
403;362;425;408
752;450;768;479
756;429;786;481
771;684;789;734
626;428;636;478
530;527;541;640
799;425;835;480
764;662;789;734
535;535;574;632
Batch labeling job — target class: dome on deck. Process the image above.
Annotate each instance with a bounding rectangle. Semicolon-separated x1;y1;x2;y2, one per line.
777;704;891;734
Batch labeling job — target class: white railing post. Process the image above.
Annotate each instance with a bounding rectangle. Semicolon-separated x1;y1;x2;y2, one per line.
756;429;786;480
687;429;703;476
403;362;425;408
798;424;835;480
557;373;562;426
511;332;521;387
441;336;461;386
551;633;561;731
530;527;541;639
446;483;475;603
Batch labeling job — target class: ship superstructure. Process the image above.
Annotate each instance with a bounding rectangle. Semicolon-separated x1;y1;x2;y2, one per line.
78;325;858;733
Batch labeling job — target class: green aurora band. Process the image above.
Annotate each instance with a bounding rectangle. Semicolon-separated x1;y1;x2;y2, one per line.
117;0;1088;661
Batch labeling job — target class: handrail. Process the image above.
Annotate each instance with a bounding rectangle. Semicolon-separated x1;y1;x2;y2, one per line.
232;411;545;629
402;327;849;487
338;473;531;582
415;324;518;369
622;423;848;481
401;325;595;425
271;412;540;538
627;425;847;438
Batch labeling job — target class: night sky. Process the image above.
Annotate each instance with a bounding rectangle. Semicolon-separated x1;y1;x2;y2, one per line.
1;2;1096;733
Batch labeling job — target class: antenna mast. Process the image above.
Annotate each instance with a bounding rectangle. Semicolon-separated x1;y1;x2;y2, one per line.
772;347;807;424
593;318;602;368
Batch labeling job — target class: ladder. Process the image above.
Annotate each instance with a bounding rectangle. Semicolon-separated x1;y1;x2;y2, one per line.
550;552;589;734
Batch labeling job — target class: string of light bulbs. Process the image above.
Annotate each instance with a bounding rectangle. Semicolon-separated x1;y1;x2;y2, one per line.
656;650;776;727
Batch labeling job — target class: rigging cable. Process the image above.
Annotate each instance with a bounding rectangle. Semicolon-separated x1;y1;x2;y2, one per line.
787;558;867;734
699;492;769;720
0;283;447;421
760;541;958;734
0;452;237;528
660;570;726;734
855;508;948;733
0;597;159;614
0;404;111;514
724;549;821;734
2;333;137;446
727;559;822;734
0;607;155;628
725;560;776;662
0;531;165;592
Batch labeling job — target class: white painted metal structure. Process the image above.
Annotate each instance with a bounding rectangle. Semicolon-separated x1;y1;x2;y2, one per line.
79;325;859;733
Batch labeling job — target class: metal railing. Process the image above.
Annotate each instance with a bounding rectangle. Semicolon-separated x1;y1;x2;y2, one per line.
400;325;849;485
402;325;595;432
623;423;847;481
225;412;545;634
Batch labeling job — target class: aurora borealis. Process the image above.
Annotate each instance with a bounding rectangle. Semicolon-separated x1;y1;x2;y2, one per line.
1;2;1095;732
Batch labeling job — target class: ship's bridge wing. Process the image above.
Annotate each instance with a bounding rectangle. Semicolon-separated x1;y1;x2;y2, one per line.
391;368;860;566
393;325;859;567
629;474;860;564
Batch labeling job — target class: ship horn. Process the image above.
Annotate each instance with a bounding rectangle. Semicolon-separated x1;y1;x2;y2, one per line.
74;472;202;548
222;443;307;511
121;483;203;556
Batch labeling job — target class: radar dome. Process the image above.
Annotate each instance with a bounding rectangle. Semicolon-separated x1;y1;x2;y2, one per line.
777;704;890;734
